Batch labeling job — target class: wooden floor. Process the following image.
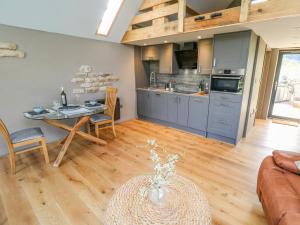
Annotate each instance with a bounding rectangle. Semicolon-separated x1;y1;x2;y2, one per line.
0;119;299;225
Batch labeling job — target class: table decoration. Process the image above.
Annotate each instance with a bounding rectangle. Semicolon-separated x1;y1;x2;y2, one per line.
105;140;211;225
139;139;180;205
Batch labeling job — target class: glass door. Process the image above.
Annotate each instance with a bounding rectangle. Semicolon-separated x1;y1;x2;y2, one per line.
269;51;300;121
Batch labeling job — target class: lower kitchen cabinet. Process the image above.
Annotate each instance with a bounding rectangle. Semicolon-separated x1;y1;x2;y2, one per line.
167;94;178;123
137;90;152;117
177;95;189;126
188;97;209;132
151;92;168;121
207;93;242;142
167;94;189;126
137;90;209;135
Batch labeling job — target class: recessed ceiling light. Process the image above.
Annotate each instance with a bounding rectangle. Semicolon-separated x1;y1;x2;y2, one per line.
251;0;268;4
164;41;168;43
143;43;147;46
197;36;202;39
97;0;124;36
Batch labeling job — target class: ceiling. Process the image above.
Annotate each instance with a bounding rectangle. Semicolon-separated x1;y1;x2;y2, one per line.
246;17;300;49
0;0;299;48
0;0;143;43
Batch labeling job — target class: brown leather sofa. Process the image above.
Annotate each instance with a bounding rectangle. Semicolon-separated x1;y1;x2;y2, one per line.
257;152;300;225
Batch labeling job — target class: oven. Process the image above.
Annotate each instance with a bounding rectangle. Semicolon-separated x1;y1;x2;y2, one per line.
211;68;245;93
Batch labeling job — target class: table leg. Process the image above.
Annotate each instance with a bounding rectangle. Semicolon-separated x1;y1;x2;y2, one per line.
49;116;107;167
60;119;78;145
53;130;76;167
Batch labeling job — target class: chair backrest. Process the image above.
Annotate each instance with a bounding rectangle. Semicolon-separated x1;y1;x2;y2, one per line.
0;119;14;154
104;87;118;119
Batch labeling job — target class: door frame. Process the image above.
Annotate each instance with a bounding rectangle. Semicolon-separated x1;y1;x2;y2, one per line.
268;50;300;122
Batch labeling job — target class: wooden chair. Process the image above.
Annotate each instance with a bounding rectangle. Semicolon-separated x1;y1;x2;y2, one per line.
89;87;118;138
0;119;49;174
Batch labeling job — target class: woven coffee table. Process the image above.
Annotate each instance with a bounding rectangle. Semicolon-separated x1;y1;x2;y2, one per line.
105;175;211;225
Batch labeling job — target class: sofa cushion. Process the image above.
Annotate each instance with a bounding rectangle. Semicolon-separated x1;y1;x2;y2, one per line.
278;212;300;225
273;150;300;175
257;156;300;225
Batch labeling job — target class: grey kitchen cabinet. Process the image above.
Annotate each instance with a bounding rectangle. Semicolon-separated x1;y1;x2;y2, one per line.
151;92;168;121
167;94;189;126
213;31;251;70
159;43;179;74
207;93;241;139
137;90;152;117
141;45;160;61
188;97;209;131
167;94;178;124
198;39;213;75
177;95;189;126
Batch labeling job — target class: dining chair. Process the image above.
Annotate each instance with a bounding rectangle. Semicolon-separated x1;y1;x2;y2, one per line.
89;87;118;138
0;119;49;174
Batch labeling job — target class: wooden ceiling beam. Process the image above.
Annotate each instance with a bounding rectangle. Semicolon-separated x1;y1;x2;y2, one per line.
178;0;186;32
240;0;251;22
122;20;178;43
132;3;178;25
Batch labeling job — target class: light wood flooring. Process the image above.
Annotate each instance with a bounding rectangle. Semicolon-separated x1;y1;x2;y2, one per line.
0;119;299;225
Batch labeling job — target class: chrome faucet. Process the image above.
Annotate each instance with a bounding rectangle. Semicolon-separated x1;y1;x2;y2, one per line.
150;71;157;87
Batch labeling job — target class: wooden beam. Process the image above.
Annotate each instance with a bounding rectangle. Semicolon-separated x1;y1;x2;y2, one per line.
178;0;186;32
0;42;17;50
248;0;300;22
132;3;178;25
240;0;251;22
122;20;178;43
152;3;169;26
0;49;25;58
184;7;241;33
139;0;175;11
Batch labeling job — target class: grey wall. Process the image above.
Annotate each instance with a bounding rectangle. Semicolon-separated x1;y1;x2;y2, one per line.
0;24;136;156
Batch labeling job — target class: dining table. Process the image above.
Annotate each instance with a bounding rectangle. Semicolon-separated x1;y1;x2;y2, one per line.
24;104;107;167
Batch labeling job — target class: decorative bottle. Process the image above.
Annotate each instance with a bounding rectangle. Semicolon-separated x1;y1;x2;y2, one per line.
61;87;68;107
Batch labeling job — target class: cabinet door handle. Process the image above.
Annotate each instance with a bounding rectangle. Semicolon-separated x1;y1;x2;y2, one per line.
155;93;161;96
213;58;216;67
178;97;181;103
194;99;204;103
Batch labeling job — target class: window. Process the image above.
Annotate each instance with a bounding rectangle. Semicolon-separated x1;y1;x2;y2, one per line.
97;0;124;36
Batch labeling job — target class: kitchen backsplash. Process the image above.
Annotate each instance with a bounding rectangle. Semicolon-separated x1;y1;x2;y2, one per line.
149;62;210;92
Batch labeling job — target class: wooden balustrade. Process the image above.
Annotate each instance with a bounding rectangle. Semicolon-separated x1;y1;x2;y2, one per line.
122;0;300;44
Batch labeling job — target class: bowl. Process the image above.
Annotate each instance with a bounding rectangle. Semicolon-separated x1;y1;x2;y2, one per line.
33;106;44;113
89;100;97;106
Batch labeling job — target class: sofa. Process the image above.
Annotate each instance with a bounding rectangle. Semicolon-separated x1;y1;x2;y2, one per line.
257;151;300;225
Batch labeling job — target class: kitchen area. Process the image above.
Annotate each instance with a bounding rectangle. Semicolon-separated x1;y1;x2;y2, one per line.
135;30;266;145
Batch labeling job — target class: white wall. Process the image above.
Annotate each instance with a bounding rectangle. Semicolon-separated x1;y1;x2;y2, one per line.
0;24;136;156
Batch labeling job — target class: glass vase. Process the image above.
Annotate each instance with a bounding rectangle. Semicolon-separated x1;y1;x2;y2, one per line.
148;186;168;205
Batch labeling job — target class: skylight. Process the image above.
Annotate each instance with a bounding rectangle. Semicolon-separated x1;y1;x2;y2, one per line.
97;0;124;36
